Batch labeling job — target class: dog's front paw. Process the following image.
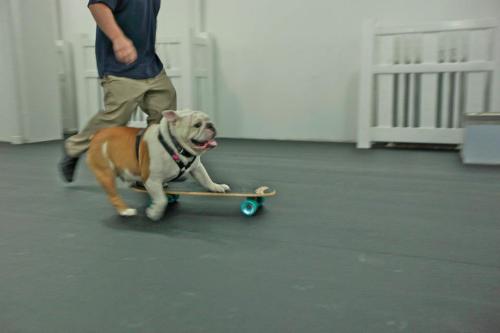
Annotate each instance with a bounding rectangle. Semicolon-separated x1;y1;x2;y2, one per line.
146;205;165;221
210;183;230;193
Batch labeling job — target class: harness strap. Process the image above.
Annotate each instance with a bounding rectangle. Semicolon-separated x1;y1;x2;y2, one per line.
158;130;197;181
167;123;194;158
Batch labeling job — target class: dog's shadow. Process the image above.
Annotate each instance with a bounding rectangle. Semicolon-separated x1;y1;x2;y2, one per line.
101;201;268;243
73;183;269;243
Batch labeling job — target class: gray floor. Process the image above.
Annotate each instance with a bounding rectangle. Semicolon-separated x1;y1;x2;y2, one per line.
1;139;499;333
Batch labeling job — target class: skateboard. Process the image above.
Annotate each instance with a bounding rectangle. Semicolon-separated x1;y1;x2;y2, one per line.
131;181;276;216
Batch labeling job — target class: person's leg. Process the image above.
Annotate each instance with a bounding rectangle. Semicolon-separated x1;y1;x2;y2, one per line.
66;77;145;156
60;76;144;182
128;70;181;188
140;70;177;125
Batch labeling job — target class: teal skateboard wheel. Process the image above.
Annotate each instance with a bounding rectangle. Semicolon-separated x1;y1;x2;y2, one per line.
241;199;259;216
168;194;179;204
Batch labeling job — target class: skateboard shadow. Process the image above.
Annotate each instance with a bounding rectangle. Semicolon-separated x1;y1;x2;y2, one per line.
62;184;103;194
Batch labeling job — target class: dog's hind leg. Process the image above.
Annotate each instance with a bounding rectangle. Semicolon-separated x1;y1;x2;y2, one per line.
94;168;136;217
87;144;136;217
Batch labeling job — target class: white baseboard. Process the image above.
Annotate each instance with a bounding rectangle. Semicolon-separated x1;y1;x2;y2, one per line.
22;134;63;144
0;135;23;144
10;136;24;144
63;128;78;134
1;134;65;144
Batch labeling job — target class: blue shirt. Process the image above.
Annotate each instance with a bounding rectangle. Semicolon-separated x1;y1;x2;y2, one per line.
88;0;163;79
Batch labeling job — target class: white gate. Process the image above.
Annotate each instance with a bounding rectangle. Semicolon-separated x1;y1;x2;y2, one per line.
56;40;78;133
357;19;498;148
73;30;215;129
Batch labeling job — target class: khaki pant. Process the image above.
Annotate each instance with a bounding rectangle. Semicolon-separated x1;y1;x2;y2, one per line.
65;70;176;157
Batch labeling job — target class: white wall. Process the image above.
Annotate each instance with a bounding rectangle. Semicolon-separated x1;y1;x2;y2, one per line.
13;0;63;142
0;0;20;143
206;0;500;141
58;0;500;142
0;0;63;143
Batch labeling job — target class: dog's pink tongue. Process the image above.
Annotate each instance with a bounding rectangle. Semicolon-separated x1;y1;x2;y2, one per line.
206;140;218;148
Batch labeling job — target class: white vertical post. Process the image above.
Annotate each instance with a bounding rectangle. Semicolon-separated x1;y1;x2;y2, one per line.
376;36;394;128
407;36;417;128
181;28;195;109
396;73;405;127
490;23;499;113
74;34;89;131
8;0;27;143
205;32;217;122
0;0;19;143
453;71;462;128
407;73;415;127
420;33;438;128
56;40;67;130
467;29;491;114
357;20;375;149
394;36;405;127
441;72;450;127
189;0;204;34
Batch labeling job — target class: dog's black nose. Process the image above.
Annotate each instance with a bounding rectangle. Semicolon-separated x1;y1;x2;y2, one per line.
206;122;217;136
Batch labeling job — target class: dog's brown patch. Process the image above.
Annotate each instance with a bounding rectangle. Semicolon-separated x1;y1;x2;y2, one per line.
87;127;150;214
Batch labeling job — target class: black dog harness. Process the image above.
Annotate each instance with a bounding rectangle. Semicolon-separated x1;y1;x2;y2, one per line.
135;126;197;181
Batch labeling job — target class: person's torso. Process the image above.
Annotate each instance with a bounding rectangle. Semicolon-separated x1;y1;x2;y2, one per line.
95;0;163;79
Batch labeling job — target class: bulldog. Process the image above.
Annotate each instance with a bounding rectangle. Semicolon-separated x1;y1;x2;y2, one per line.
87;110;230;220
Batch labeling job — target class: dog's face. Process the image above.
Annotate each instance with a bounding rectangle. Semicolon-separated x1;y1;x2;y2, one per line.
162;110;218;155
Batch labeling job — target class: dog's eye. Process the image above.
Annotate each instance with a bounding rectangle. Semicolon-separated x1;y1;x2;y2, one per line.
193;122;202;128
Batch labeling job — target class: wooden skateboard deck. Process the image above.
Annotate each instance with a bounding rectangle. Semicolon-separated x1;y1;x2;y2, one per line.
131;181;276;216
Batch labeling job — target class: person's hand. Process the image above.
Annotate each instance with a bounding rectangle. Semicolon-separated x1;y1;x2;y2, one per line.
112;36;137;65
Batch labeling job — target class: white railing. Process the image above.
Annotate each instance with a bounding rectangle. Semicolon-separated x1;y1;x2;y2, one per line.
357;19;498;148
56;40;78;133
73;29;215;129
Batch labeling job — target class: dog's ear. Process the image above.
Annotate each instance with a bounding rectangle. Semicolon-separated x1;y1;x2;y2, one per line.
162;110;179;122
